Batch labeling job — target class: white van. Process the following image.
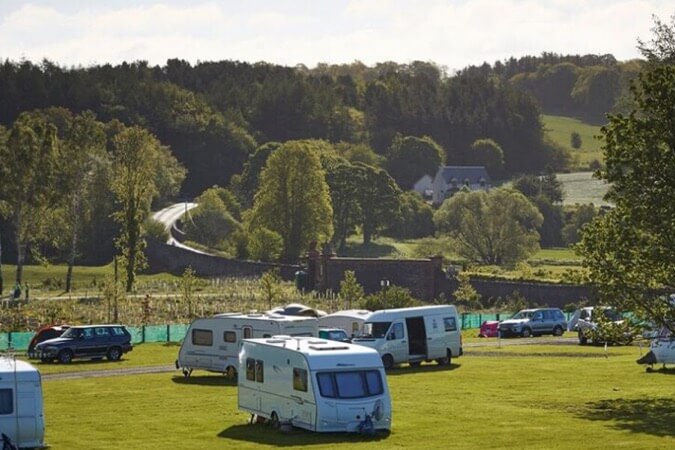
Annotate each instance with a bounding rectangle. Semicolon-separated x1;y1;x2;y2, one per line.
238;336;391;433
351;305;462;369
318;309;372;338
176;313;318;377
0;357;45;449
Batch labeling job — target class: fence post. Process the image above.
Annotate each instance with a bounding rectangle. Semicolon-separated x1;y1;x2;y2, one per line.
167;324;171;343
7;332;11;350
142;325;146;344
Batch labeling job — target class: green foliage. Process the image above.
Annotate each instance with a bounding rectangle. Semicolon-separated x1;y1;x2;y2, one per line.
360;285;419;310
233;142;281;208
570;131;582;149
453;272;482;310
325;161;362;250
385;191;435;239
512;172;564;204
353;162;402;245
143;218;169;243
334;142;384;167
387;135;445;189
541;115;603;169
184;187;241;248
434;188;543;265
180;266;198;319
339;270;364;309
469;138;505;178
248;228;283;262
562;204;598;245
259;270;283;310
578;17;675;333
249;140;334;262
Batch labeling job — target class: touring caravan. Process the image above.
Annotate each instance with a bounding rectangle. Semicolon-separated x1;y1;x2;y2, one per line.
238;336;391;433
176;313;318;377
318;310;372;338
0;357;45;449
351;305;462;369
637;326;675;371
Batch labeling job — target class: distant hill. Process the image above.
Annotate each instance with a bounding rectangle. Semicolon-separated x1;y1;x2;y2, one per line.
542;115;603;170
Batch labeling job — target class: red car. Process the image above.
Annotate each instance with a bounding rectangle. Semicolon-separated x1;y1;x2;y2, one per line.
27;324;70;359
479;320;500;338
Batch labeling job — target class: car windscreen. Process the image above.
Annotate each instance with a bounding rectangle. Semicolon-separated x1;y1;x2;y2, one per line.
361;322;391;338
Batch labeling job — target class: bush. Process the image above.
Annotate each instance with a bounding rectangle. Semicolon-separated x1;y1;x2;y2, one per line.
144;218;169;243
360;286;420;310
248;228;283;262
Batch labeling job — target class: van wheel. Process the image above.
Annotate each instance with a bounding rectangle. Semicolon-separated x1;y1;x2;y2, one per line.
436;350;451;366
553;326;564;337
382;354;394;370
58;349;73;364
521;328;531;338
270;412;280;429
107;347;122;361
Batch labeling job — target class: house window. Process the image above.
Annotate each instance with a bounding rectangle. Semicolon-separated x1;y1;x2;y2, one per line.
192;329;213;346
0;389;13;415
444;317;457;332
293;368;308;392
224;331;236;343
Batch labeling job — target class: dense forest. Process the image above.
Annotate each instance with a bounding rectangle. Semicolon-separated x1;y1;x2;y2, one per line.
0;53;633;267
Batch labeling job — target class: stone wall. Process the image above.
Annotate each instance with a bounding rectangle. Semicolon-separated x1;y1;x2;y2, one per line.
463;278;595;308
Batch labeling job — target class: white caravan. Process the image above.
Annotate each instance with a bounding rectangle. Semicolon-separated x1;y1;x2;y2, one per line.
176;313;318;377
0;357;45;449
317;309;372;338
638;326;675;371
351;305;462;369
238;336;391;433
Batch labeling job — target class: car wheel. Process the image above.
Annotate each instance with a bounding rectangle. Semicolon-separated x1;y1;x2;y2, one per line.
578;331;588;345
382;354;394;370
107;346;122;361
521;328;531;338
58;349;73;364
553;326;564;337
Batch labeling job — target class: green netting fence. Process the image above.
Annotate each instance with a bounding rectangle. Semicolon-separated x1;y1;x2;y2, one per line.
0;312;577;351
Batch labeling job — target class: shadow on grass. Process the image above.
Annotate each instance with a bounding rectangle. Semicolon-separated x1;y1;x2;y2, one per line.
385;363;461;376
218;423;390;446
576;397;675;437
171;374;237;387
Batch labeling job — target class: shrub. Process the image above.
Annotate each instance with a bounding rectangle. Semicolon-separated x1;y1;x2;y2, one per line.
248;228;283;262
360;285;420;310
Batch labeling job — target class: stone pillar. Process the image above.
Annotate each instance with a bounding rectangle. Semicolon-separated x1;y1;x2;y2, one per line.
306;241;320;291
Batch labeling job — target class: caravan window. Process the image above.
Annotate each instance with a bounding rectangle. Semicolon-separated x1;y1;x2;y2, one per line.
444;317;457;332
0;389;13;414
316;371;384;399
192;329;213;346
224;331;236;343
293;368;308;392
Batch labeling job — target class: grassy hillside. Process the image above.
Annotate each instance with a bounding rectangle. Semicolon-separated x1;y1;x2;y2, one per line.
557;172;611;206
542;114;604;169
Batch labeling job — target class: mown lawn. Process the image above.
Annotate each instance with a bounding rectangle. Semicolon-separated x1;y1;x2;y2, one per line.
542;114;604;169
41;342;674;449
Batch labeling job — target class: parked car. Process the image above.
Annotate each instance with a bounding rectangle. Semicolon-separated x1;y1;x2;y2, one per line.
34;324;133;363
498;308;567;338
27;324;70;359
569;306;633;345
478;321;499;338
318;327;351;342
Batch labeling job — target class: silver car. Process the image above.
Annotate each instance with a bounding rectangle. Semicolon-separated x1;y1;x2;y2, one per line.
498;308;567;338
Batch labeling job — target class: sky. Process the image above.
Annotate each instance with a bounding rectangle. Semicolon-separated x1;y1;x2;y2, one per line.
0;0;673;71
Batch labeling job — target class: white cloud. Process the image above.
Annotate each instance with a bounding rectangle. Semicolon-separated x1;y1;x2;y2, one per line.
0;1;672;69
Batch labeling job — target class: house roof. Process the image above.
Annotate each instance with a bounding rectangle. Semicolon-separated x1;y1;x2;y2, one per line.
436;166;490;184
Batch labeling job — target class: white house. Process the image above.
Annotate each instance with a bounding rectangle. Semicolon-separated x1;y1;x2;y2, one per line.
430;166;491;205
412;174;434;200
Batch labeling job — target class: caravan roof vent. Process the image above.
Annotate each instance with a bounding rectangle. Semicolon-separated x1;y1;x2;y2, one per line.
307;340;327;345
309;345;350;351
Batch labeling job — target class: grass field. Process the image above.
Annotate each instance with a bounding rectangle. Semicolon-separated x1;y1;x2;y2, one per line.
557;172;612;206
38;342;674;449
542;114;604;169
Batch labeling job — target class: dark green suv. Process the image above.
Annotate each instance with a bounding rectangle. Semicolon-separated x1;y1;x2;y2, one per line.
34;324;133;363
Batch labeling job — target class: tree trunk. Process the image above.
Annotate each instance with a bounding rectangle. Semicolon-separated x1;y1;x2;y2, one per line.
65;195;81;293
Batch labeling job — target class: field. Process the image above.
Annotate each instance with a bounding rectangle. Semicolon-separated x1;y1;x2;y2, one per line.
542;114;604;169
34;341;674;449
556;171;611;206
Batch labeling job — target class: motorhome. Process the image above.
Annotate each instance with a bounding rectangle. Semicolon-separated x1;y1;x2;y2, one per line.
351;305;462;369
238;336;391;433
0;357;45;449
318;310;372;338
176;313;318;377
